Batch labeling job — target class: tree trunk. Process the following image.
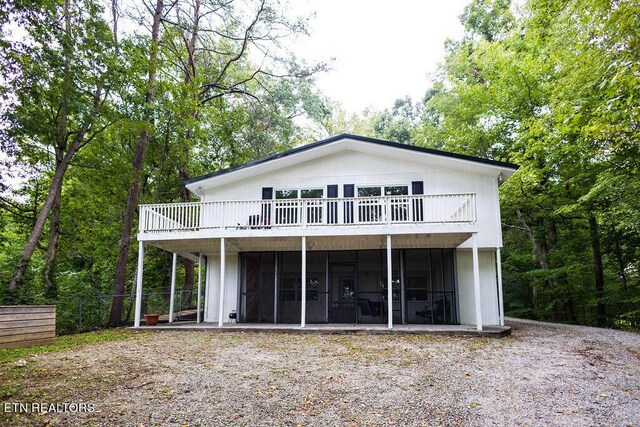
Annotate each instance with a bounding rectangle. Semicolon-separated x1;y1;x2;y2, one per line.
614;241;628;295
43;183;62;299
8;90;102;290
516;209;556;290
178;170;195;305
9;0;70;292
177;0;200;306
588;214;606;327
109;0;164;326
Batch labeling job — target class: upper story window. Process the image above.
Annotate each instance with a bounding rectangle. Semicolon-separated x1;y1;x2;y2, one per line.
356;185;410;222
274;188;324;225
275;188;324;199
357;185;409;197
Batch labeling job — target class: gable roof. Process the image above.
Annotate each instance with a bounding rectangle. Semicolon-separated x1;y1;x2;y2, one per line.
185;133;519;193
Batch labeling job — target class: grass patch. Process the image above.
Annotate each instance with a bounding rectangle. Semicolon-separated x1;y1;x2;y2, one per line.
0;328;143;364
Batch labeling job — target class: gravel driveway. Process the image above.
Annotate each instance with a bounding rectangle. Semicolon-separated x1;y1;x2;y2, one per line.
2;318;639;426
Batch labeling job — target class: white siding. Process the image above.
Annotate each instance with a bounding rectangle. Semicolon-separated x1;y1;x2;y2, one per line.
204;150;502;248
456;249;499;326
204;252;239;323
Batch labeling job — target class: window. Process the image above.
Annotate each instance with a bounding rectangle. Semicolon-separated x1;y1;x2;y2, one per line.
357;186;382;197
384;185;409;196
356;185;409;222
275;188;324;225
301;189;323;198
357;185;409;197
276;189;298;199
275;188;324;199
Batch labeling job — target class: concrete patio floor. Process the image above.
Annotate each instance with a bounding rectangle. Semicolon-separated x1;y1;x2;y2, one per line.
136;321;511;337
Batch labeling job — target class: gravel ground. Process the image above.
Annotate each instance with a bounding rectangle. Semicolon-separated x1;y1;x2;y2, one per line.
1;318;639;426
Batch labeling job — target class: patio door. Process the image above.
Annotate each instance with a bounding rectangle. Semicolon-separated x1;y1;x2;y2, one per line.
240;252;275;323
329;264;357;323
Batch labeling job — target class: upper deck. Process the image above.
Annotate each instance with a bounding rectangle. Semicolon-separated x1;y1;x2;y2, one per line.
138;193;477;241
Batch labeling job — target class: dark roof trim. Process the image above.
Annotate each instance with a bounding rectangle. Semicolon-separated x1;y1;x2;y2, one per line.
184;133;520;185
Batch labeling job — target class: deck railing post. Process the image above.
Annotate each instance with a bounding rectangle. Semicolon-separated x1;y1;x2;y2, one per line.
386;197;391;225
302;199;307;228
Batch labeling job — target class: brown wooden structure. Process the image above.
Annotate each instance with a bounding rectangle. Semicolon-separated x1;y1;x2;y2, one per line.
0;305;56;349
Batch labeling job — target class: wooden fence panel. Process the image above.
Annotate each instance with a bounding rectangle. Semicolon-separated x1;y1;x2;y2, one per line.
0;306;56;349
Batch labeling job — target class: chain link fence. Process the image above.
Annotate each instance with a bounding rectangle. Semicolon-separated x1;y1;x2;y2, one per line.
55;289;200;335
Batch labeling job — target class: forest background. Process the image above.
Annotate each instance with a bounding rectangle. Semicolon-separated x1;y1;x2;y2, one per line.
1;0;638;333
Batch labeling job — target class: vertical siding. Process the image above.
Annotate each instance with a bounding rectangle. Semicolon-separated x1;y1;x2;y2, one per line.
204;150;503;248
456;250;499;326
204;253;239;323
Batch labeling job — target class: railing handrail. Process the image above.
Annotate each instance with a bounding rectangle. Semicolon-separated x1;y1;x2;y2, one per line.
139;192;477;233
139;192;477;208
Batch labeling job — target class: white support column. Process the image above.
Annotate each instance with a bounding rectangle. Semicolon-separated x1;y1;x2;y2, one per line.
197;253;202;323
472;233;483;331
301;236;307;328
386;234;393;329
168;252;177;323
218;238;226;327
134;241;144;327
497;247;504;326
203;256;209;322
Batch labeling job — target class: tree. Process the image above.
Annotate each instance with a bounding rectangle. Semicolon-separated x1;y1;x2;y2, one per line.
109;0;327;324
109;0;166;325
1;0;118;293
416;0;640;327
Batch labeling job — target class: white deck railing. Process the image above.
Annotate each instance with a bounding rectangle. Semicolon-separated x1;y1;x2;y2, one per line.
139;193;476;233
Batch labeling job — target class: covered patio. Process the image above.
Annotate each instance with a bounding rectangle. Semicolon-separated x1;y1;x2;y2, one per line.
133;229;506;332
133;229;504;332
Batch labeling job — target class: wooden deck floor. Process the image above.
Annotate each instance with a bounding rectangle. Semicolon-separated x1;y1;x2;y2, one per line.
136;322;511;337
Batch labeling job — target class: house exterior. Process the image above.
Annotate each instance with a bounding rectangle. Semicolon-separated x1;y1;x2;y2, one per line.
134;134;518;331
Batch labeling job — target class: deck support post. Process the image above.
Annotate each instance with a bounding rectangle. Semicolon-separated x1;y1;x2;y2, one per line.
168;252;177;323
386;234;393;329
203;256;209;322
301;236;307;328
197;252;202;323
472;233;483;331
134;241;144;327
496;247;504;326
218;238;226;327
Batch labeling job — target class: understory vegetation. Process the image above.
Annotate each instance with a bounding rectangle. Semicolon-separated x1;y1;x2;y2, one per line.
1;0;638;331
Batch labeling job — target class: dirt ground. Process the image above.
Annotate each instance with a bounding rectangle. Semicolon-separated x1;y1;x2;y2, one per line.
1;318;639;426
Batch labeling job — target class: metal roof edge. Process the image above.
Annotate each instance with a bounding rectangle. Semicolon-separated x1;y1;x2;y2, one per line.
184;133;520;186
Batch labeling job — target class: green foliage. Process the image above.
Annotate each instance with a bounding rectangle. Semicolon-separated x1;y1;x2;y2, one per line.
415;0;640;328
0;0;330;330
460;0;514;42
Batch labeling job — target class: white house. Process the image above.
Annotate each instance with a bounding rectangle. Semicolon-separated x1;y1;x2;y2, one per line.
134;134;518;331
